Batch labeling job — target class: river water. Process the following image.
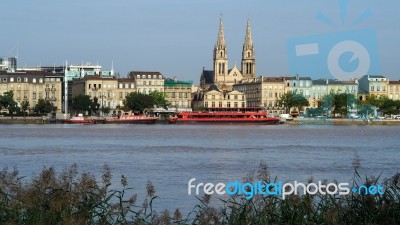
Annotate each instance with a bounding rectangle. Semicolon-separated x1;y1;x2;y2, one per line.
0;124;399;212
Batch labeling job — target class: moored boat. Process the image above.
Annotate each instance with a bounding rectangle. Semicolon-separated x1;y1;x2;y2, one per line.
105;114;158;124
63;114;95;124
167;111;280;124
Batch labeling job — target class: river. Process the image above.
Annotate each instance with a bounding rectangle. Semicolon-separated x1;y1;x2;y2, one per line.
0;124;399;212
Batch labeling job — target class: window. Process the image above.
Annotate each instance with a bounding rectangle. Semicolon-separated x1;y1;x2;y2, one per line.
219;102;222;107
234;95;238;100
370;86;374;91
211;102;215;108
212;95;215;99
2;78;7;82
147;75;151;79
227;102;231;108
119;92;123;98
125;83;129;88
119;83;123;88
143;81;146;85
10;77;14;82
24;77;28;82
234;102;238;108
131;83;134;88
39;78;43;83
205;102;208;108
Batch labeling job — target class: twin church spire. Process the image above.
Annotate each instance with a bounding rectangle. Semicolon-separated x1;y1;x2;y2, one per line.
213;17;256;84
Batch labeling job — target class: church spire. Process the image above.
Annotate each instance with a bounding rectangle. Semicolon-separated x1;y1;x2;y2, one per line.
216;16;226;48
241;17;255;79
243;18;253;49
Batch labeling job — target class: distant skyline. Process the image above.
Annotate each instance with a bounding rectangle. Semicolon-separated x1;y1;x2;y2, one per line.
1;0;398;83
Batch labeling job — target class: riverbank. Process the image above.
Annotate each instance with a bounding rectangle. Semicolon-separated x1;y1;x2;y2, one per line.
0;116;51;124
286;118;400;126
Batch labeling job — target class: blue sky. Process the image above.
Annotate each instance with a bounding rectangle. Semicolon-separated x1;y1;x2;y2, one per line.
0;0;398;83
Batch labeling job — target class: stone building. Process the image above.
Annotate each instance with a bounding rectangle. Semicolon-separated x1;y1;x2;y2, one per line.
128;71;165;94
193;84;246;111
72;76;136;110
164;78;193;111
0;70;63;113
387;80;400;100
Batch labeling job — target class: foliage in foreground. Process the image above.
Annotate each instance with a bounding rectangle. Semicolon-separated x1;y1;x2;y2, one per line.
0;161;399;225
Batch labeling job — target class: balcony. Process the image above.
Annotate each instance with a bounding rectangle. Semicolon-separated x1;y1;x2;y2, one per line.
45;88;50;91
51;88;56;91
45;97;57;101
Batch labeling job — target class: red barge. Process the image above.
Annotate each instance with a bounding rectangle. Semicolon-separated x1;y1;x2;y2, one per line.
167;111;280;124
105;114;158;124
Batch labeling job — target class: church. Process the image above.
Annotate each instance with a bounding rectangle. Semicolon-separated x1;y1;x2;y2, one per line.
200;17;256;91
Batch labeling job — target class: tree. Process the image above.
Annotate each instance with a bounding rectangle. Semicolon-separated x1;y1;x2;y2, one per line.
71;95;93;115
149;90;170;109
123;92;155;114
0;91;15;110
101;106;111;116
277;92;295;114
8;101;20;118
34;99;54;114
90;97;100;116
277;92;309;114
20;100;30;118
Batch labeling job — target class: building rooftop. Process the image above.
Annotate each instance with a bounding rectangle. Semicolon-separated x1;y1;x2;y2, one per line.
201;70;214;84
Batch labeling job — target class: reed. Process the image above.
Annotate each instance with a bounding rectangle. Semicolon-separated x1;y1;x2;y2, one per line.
0;160;399;225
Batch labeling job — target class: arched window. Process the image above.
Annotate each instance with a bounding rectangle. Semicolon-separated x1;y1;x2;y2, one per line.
220;51;223;58
248;52;250;58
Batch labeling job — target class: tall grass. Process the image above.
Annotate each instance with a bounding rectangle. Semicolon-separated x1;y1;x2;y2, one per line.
0;160;399;225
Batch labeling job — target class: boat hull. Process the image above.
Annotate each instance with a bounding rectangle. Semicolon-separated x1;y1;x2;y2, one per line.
62;120;95;124
105;118;158;124
168;118;280;125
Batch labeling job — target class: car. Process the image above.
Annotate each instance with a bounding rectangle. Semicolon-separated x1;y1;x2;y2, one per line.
395;116;400;120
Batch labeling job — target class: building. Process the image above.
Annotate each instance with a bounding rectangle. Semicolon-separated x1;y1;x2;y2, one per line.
358;75;389;98
193;84;246;111
164;78;193;111
0;70;63;113
388;80;400;100
0;57;17;71
200;18;255;90
233;76;287;114
72;76;136;111
129;71;165;94
310;79;358;107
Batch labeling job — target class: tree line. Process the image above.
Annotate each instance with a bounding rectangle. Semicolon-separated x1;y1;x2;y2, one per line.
0;91;55;117
277;91;400;118
71;90;169;116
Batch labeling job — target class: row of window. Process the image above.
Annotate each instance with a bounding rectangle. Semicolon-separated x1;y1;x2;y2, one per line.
136;74;163;79
167;92;190;98
388;86;400;92
370;85;386;92
88;83;135;90
137;80;163;86
207;94;243;100
205;101;245;108
0;77;61;83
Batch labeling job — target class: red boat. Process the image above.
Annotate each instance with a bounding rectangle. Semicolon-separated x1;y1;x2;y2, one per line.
105;114;158;124
167;111;280;124
63;114;95;124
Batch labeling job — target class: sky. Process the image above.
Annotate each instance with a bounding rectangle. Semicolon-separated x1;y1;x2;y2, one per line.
0;0;399;84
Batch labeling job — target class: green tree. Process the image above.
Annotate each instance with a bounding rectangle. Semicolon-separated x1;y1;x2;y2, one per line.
20;100;30;118
90;97;100;116
34;99;54;114
149;90;170;109
123;92;154;114
71;95;93;115
277;92;309;114
292;94;309;113
8;101;20;118
0;91;15;110
277;92;295;114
